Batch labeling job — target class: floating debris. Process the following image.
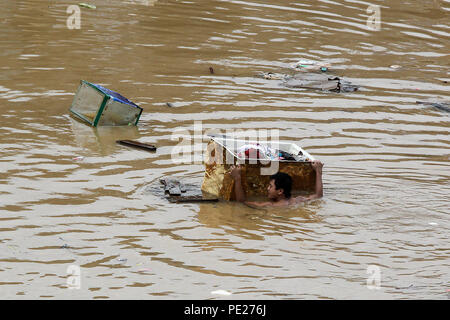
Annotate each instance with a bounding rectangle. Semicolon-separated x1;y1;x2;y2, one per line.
291;58;331;72
394;284;428;290
117;140;157;152
236;143;308;161
161;177;182;195
284;73;359;92
416;100;450;113
211;290;232;296
257;72;286;80
159;177;218;203
78;3;96;9
69;80;143;127
258;72;358;92
166;102;175;108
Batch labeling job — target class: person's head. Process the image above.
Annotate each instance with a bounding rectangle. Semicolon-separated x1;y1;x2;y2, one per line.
267;172;292;200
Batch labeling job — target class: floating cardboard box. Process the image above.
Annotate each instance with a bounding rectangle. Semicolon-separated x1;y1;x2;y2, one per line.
201;135;317;200
69;80;143;127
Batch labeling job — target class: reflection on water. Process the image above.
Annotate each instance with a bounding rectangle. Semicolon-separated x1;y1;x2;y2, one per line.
197;201;323;240
70;117;141;156
0;0;448;299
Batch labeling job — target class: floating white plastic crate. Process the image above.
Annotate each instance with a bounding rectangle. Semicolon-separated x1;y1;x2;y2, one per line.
69;80;143;127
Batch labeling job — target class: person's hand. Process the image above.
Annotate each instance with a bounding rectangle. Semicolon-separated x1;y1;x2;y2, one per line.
311;160;323;172
229;165;242;179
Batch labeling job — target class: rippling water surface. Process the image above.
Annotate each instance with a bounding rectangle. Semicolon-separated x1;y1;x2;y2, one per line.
0;0;449;299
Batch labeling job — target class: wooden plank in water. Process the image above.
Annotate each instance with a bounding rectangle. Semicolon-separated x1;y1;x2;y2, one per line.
117;140;157;151
167;195;219;203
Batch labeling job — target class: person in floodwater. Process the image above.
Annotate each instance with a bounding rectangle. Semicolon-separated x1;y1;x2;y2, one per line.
230;160;324;207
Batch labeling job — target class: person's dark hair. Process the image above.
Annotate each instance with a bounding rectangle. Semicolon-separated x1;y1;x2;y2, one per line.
270;172;292;198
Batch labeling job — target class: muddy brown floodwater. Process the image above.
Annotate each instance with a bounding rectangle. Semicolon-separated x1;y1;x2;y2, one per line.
0;0;449;299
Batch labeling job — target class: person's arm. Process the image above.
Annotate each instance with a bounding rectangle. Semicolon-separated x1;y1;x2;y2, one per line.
230;165;246;202
294;160;323;203
311;160;323;199
245;201;273;208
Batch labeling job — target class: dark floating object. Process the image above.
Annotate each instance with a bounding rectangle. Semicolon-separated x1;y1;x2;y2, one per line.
117;140;157;151
160;177;218;203
166;102;175;108
168;195;218;203
161;177;182;195
284;74;359;92
416;101;450;113
209;67;214;74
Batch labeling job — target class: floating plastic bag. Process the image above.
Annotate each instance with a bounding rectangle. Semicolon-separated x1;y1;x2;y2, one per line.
237;144;280;160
